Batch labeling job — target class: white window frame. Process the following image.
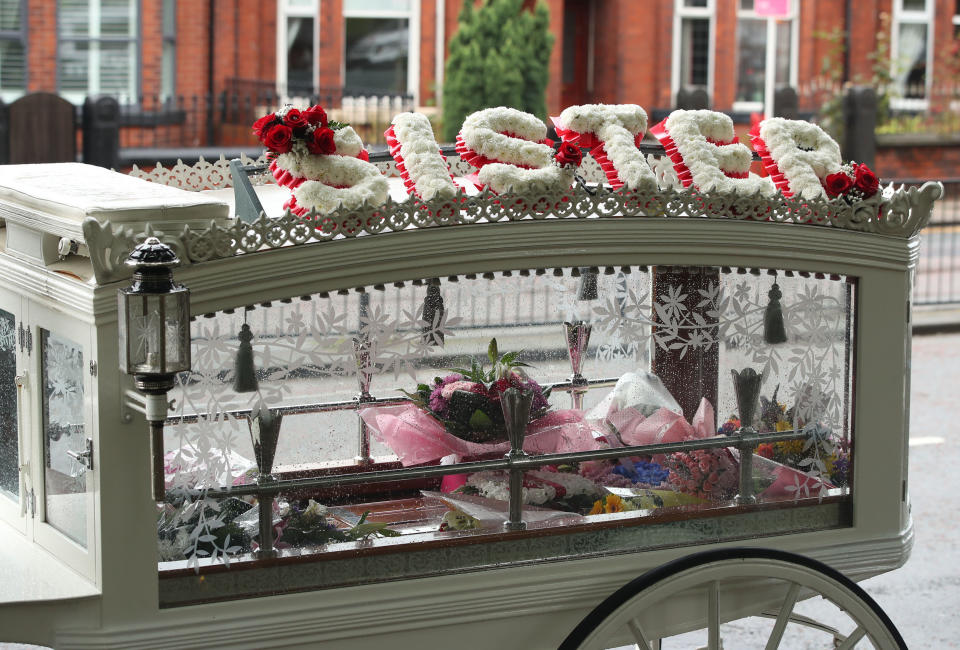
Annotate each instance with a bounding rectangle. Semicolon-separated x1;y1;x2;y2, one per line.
56;0;139;104
0;0;27;103
890;0;934;111
672;0;715;104
733;0;799;116
342;0;420;104
276;0;320;101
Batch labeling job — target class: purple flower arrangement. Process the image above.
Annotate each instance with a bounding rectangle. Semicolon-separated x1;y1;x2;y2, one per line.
406;339;551;444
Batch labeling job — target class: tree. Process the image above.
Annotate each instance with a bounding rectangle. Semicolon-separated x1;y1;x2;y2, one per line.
442;0;555;142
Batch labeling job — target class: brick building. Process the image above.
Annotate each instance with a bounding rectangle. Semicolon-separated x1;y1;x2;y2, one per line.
0;0;957;156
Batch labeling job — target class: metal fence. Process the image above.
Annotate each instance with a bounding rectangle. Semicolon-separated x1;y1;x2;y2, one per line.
116;83;415;151
913;178;960;305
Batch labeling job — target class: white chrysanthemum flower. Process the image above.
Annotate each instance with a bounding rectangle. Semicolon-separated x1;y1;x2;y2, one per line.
664;110;775;196
461;107;554;168
392;112;457;200
557;104;657;191
757;117;842;200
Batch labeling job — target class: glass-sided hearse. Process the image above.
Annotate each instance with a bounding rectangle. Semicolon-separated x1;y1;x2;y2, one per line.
0;146;940;648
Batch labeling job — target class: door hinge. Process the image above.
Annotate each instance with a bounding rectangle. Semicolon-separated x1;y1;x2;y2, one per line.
26;487;35;517
89;361;98;377
17;322;31;354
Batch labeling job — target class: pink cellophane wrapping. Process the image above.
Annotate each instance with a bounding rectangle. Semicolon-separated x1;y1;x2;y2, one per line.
754;454;834;498
360;403;606;467
607;398;716;447
597;397;830;499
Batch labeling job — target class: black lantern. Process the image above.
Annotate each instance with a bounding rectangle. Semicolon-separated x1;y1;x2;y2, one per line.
117;237;191;501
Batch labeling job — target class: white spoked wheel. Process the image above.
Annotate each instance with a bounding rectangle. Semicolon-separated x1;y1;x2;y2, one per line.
560;548;905;650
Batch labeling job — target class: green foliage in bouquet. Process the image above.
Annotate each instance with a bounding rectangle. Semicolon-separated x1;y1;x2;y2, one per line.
404;339;552;444
442;0;554;141
278;501;400;547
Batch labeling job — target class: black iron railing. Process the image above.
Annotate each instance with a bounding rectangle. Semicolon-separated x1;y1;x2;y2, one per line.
904;178;960;306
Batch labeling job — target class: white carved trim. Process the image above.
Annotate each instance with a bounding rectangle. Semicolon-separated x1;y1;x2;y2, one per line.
128;154;275;191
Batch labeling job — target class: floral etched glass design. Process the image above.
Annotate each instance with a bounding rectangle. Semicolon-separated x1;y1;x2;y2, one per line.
41;330;87;546
0;308;17;500
158;266;854;577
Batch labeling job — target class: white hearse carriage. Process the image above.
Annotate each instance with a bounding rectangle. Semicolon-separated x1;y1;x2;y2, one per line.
0;139;940;648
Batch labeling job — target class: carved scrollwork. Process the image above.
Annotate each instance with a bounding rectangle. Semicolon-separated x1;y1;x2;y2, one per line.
100;156;942;275
82;219;190;284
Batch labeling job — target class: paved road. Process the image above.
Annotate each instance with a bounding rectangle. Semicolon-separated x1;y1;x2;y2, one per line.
857;332;960;648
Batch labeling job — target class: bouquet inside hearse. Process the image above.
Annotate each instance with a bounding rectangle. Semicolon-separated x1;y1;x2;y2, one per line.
358;337;833;531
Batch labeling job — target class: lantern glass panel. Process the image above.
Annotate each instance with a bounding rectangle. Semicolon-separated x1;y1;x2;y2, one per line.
129;293;163;375
162;287;190;374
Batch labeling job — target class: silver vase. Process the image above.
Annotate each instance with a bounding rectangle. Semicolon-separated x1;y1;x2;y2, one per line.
249;406;283;481
501;387;533;453
563;320;592;383
731;368;763;429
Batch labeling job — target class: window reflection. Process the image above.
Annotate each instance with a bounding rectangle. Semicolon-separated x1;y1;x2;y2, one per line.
345;17;409;94
42;330;86;547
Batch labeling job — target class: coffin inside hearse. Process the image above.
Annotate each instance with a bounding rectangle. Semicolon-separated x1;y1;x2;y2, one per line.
0;105;941;649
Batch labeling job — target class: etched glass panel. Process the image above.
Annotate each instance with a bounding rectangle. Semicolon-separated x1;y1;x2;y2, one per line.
159;267;854;588
0;308;17;500
42;330;87;547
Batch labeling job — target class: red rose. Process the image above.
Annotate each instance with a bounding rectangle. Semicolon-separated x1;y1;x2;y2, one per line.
283;108;307;130
252;114;275;139
824;171;853;197
304;105;328;128
306;127;336;155
488;373;523;401
854;163;879;197
263;124;293;153
555;142;583;168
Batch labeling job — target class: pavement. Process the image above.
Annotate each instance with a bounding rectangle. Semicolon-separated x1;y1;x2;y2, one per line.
858;330;960;648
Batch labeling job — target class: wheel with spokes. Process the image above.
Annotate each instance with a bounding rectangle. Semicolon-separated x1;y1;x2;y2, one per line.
559;548;905;650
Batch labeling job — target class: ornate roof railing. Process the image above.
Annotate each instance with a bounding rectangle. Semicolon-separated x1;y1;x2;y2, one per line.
92;150;942;286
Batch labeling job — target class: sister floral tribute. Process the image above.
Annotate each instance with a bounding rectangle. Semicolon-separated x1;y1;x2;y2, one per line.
253;103;889;228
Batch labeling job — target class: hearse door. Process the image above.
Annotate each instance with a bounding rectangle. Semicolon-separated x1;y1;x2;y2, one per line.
28;302;97;580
